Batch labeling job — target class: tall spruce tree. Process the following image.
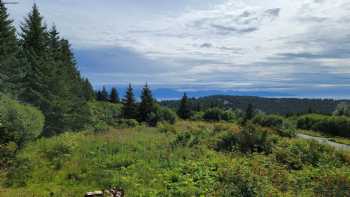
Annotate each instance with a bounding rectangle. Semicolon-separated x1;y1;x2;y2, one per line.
100;86;109;102
138;84;156;124
110;87;120;103
177;93;192;119
19;5;91;135
19;3;51;107
0;1;21;94
122;84;137;119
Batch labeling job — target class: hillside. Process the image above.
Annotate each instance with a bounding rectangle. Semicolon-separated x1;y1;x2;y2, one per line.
161;95;347;115
1;121;350;196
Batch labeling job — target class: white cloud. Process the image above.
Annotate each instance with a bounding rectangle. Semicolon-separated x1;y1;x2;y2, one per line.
7;0;350;96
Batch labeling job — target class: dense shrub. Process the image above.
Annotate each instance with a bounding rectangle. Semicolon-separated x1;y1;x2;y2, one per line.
314;174;350;197
333;102;350;117
276;122;296;138
171;132;200;148
215;124;273;154
252;114;284;128
274;148;303;170
156;106;177;125
5;157;33;187
0;142;17;169
158;123;177;134
275;140;342;170
88;101;122;126
203;108;236;122
219;168;262;197
190;111;204;121
0;95;44;148
114;119;139;128
297;114;350;137
296;114;326;130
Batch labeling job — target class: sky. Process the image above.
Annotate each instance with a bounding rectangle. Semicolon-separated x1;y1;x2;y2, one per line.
7;0;350;98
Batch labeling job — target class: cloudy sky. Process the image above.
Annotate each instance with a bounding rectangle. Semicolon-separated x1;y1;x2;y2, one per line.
8;0;350;98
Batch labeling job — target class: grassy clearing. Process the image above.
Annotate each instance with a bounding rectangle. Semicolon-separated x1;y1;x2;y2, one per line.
1;121;350;196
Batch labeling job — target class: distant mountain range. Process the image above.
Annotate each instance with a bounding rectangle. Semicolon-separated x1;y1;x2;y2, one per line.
96;85;294;100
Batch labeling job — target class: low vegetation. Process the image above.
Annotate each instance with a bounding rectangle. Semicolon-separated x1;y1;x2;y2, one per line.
1;121;350;196
297;114;350;137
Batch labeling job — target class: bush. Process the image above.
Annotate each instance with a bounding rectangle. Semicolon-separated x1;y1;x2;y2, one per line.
297;114;350;137
203;108;235;122
158;123;177;134
114;119;139;128
219;168;262;197
156;107;177;125
274;148;303;170
276;122;296;138
252;114;284;128
215;124;273;154
190;111;204;121
314;174;350;196
5;157;33;187
88;101;122;126
333;102;350;117
0;142;17;169
93;121;109;133
275;140;340;169
0;95;44;148
296;114;326;130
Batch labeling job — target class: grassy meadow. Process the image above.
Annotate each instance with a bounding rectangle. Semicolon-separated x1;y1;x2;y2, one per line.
1;121;350;197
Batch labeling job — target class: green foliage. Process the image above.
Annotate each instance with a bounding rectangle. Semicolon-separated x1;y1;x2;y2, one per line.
161;95;341;115
138;84;157;126
96;86;109;102
0;95;44;147
0;142;17;169
203;108;236;122
158;122;177;134
177;93;192;119
215;124;273;154
156;106;177;125
110;87;120;103
88;101;122;126
275;139;346;170
253;114;284;128
1;122;350;196
314;174;350;197
5;157;33;187
122;84;138;120
333;102;350;117
276;121;296;138
297;114;350;137
0;2;21;94
219;168;262;197
243;103;255;123
113;119;139;128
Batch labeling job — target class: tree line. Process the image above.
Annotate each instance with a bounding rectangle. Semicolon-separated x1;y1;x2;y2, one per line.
0;3;95;136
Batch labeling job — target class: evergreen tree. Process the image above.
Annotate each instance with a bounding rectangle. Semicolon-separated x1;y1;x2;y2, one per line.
110;87;120;103
18;3;51;107
122;84;137;119
0;1;21;94
177;93;192;119
96;90;103;101
243;103;254;123
18;5;91;135
100;86;109;102
138;84;156;124
82;78;95;101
